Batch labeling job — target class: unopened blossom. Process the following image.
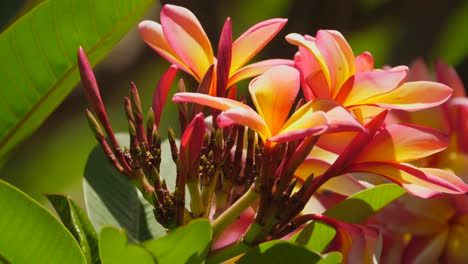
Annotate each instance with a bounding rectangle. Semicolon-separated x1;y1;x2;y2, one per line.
139;4;292;95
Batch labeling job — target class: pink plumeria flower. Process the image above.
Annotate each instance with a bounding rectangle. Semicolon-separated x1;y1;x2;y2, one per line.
139;4;292;95
286;30;453;122
173;65;332;147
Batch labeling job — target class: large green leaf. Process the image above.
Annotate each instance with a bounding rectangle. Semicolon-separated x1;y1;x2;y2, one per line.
142;219;212;264
83;134;166;242
294;184;405;252
99;227;154;264
0;0;154;159
0;180;86;263
237;241;321;264
46;194;100;264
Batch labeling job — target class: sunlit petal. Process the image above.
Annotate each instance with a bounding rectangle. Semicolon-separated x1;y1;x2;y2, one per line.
231;18;287;74
339;67;408;107
312;98;364;133
360;81;453;111
172;92;249;111
271;110;329;142
355;52;374;73
315;30;355;97
138;21;190;73
161;4;214;81
249;65;300;135
355;124;448;163
228;59;294;87
218;107;270;140
286;33;331;90
348;162;468;198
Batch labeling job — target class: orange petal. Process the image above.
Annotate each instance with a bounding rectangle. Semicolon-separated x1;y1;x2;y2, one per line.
339;67;408;107
161;5;214;81
138;20;190;73
355;124;448;163
286;33;331;91
249;65;300;135
355;52;374;73
312;98;365;133
228;59;294;87
230;18;287;75
360;81;453;111
315;30;355;97
218;107;270;140
348;162;468;198
172;92;249;111
271;109;329;142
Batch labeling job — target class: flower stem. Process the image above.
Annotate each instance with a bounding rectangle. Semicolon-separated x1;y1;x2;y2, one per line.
212;185;259;237
187;181;204;217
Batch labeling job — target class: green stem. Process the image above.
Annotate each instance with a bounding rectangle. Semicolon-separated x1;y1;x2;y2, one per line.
187;181;204;217
207;241;251;264
202;169;221;218
212;185;259;237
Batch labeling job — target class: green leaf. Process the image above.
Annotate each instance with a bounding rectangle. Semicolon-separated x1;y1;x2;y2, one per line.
0;180;86;264
318;252;342;264
83;134;166;242
143;219;212;264
46;194;100;264
294;184;405;252
99;226;154;264
0;0;153;159
237;241;321;264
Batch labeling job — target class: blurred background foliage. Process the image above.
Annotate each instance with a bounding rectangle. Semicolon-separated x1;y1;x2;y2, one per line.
1;0;468;205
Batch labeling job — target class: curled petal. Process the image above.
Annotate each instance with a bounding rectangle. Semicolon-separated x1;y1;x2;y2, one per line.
348;162;468;198
270;110;329;142
249;65;300;136
153;65;178;127
218;107;270;139
312;98;364;133
138;21;190;73
286;33;331;91
228;59;294;87
172;92;249;111
339;67;409;107
359;81;453;111
161;4;214;81
315;30;355;97
355;124;449;163
355;52;374;73
231;18;287;74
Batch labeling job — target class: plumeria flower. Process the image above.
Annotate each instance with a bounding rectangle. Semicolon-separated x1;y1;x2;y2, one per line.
139;4;292;95
297;110;468;198
286;30;453;122
370;60;468;263
173;65;331;147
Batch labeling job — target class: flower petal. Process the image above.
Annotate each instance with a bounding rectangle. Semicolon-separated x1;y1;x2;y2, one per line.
435;59;466;97
249;65;300;135
408;58;432;81
359;81;453;111
355;52;374;73
315;30;355;97
270;110;329;142
348;162;468;198
355;124;449;163
403;230;449;263
153;65;178;127
312;98;365;133
161;4;214;81
444;215;468;263
338;67;408;107
216;18;232;97
218;107;270;139
230;18;287;74
228;59;294;87
172;92;249;111
138;20;190;73
286;33;331;91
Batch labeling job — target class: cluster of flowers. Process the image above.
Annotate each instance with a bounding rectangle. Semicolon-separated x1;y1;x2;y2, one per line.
79;4;468;263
